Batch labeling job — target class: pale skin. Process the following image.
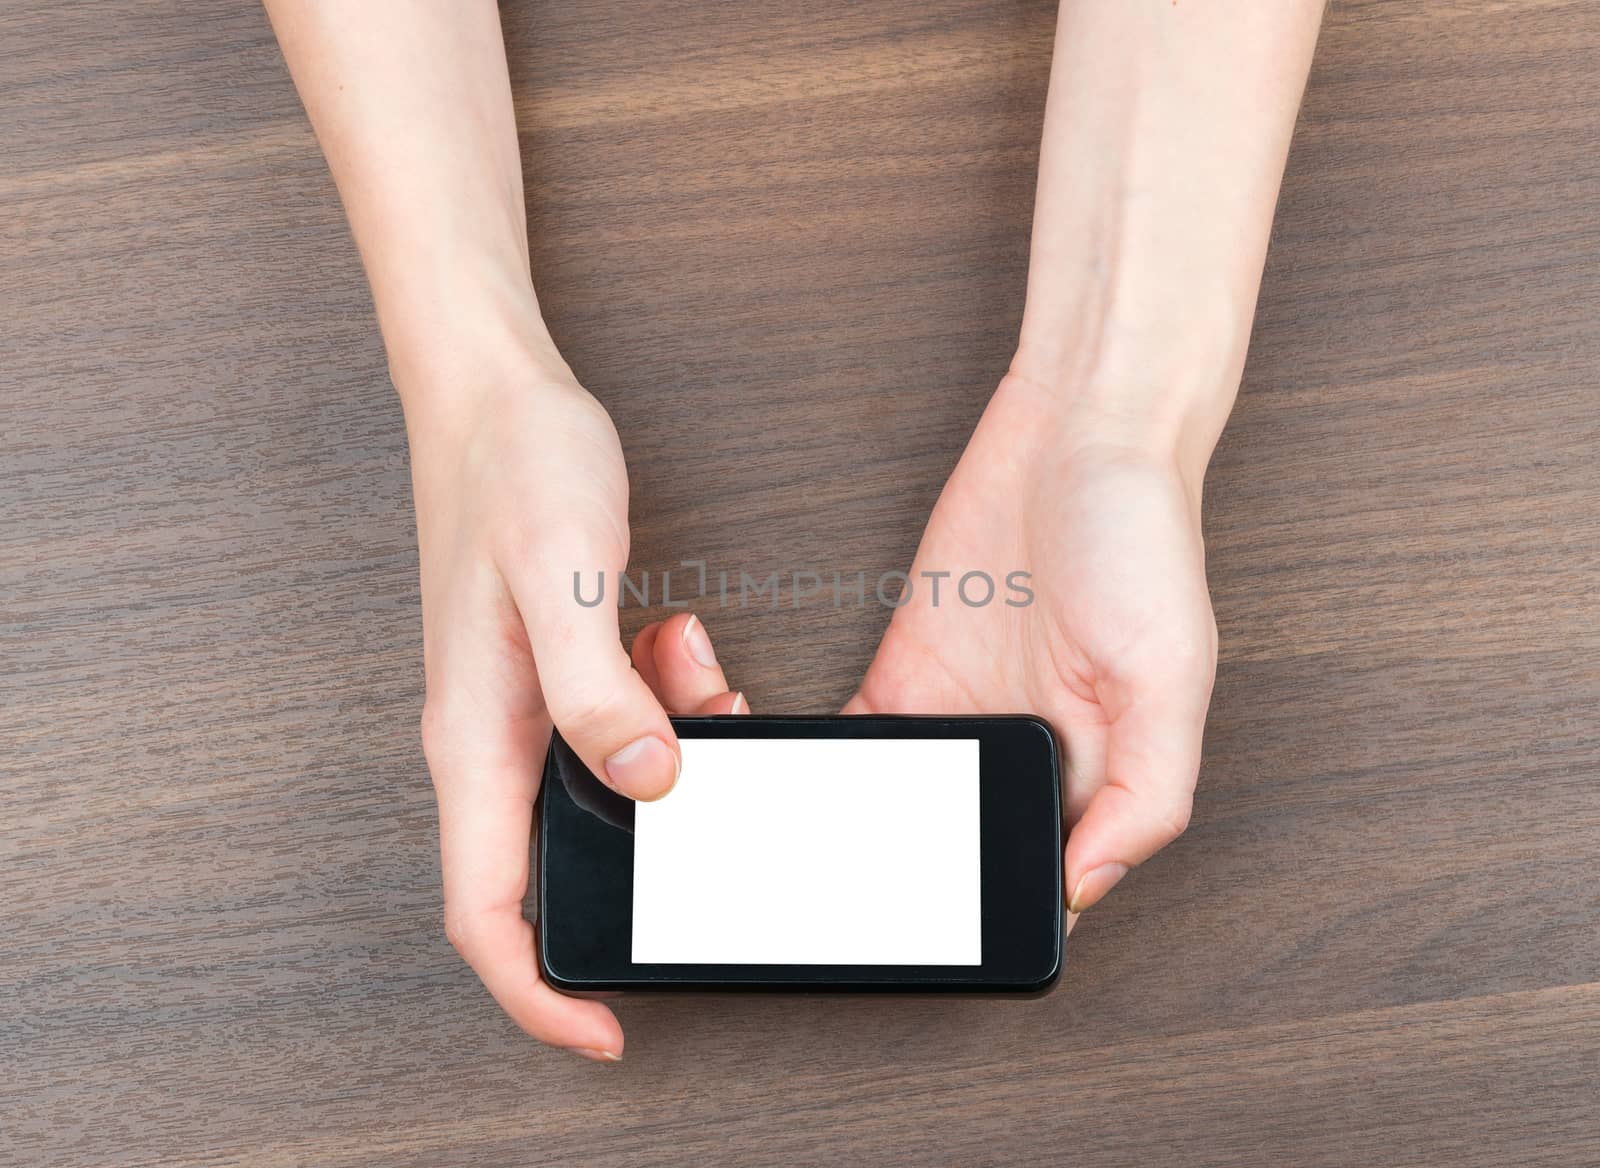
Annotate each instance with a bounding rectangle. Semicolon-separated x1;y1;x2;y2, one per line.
264;0;1324;1060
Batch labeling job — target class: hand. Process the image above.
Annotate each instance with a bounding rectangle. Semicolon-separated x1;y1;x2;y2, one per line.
846;371;1217;917
408;361;744;1060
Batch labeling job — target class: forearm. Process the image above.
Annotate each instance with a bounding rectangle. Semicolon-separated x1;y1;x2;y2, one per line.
1015;0;1324;483
264;0;564;429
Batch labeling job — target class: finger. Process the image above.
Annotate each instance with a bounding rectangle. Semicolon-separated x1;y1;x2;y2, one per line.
649;612;732;713
505;546;679;802
693;689;748;716
1057;713;1109;829
424;706;624;1061
629;620;665;694
1063;676;1210;913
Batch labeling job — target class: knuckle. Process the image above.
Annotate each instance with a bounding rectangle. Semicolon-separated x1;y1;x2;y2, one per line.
442;904;486;959
545;678;627;743
1154;790;1194;842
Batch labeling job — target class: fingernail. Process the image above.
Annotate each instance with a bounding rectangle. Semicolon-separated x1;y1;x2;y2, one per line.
731;691;748;714
572;1047;622;1063
1068;862;1128;913
682;614;718;669
1066;910;1080;938
605;735;678;800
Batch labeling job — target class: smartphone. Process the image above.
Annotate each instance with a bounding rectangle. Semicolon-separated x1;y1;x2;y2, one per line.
536;715;1063;994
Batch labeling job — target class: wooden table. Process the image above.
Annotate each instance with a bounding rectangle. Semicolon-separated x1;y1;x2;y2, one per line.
5;2;1598;1164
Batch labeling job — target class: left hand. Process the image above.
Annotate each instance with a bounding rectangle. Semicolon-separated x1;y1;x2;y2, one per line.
846;371;1218;916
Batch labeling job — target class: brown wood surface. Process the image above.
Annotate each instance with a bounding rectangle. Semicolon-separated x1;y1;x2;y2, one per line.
4;1;1599;1164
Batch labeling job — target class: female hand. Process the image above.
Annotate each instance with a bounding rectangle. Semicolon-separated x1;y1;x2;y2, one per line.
847;371;1218;918
409;360;744;1060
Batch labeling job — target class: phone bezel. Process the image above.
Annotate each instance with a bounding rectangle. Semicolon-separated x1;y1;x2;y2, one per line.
537;714;1063;994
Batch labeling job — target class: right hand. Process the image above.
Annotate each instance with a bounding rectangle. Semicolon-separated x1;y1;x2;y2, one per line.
407;360;743;1061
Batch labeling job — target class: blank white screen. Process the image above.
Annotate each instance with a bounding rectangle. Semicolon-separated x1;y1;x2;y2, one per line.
631;738;981;965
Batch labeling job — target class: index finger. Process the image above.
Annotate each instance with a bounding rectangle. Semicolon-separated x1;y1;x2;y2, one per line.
1062;670;1211;913
425;705;625;1060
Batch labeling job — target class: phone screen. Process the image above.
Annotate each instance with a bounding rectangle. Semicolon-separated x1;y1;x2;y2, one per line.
630;738;983;965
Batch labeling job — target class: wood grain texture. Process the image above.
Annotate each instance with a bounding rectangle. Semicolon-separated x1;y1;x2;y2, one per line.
3;1;1598;1165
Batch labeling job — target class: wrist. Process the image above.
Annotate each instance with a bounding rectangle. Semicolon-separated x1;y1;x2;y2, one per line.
1010;302;1247;492
384;278;579;451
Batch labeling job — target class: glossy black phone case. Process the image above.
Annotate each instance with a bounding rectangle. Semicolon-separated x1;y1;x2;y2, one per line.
537;715;1064;994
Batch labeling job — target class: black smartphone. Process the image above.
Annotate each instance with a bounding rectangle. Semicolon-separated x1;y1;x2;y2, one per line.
536;715;1063;994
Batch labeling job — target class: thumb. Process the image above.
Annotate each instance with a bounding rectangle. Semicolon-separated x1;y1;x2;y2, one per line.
506;541;678;801
1063;684;1206;913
